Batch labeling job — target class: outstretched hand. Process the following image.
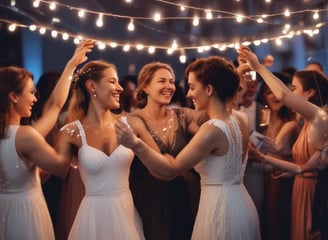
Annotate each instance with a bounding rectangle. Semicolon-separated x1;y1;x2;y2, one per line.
69;39;95;67
114;118;139;149
237;46;262;72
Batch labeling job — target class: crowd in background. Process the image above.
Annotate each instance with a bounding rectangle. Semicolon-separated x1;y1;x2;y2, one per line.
0;40;327;240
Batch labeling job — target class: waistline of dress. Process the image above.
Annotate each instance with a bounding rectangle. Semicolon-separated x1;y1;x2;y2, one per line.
0;187;42;196
85;188;130;197
296;172;318;179
201;181;241;187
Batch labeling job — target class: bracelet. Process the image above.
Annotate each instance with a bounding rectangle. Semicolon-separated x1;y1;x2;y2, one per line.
296;165;303;174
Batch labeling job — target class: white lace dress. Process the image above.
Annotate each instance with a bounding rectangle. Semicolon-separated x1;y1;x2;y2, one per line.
192;118;261;240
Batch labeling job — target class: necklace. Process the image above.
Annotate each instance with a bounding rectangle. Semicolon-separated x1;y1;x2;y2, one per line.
142;109;175;143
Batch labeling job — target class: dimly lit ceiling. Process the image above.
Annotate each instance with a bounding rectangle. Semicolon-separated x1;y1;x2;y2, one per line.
0;0;327;54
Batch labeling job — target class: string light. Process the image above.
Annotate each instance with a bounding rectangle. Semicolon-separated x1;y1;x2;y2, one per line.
192;15;199;26
284;9;291;17
153;12;161;22
62;32;69;40
96;13;104;27
49;1;56;11
97;41;106;50
171;39;178;50
136;44;144;50
127;19;135;31
275;38;282;46
2;0;328;58
123;44;130;52
51;30;58;38
167;48;174;55
32;0;40;8
29;25;37;31
78;9;86;18
205;10;213;20
148;46;155;54
109;42;118;48
236;14;244;23
313;10;319;20
179;49;186;63
8;24;16;32
29;0;328;26
0;17;325;56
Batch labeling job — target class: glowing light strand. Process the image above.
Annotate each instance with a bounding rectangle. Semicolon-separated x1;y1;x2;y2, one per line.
1;17;325;53
35;0;327;24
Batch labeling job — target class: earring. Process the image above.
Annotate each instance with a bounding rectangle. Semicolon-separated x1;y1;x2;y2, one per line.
93;91;97;97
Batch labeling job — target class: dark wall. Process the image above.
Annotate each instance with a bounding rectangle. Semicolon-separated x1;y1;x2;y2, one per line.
0;23;22;67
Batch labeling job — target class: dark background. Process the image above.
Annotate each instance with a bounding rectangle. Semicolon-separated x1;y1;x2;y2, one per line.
1;0;328;83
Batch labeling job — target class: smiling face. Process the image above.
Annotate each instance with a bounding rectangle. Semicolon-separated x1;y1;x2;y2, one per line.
13;77;37;118
144;68;176;106
92;67;123;110
186;72;208;111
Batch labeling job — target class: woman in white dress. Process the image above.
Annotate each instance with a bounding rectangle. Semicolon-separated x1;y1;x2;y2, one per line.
55;60;144;240
115;56;261;240
0;40;94;240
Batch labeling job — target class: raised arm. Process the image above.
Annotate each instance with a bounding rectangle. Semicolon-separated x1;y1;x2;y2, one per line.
32;40;94;136
238;47;320;122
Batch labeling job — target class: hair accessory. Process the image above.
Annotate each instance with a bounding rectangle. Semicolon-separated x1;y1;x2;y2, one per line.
73;67;92;83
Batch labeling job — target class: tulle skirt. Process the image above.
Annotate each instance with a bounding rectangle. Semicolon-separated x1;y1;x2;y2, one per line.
0;188;55;240
192;184;260;240
68;190;144;240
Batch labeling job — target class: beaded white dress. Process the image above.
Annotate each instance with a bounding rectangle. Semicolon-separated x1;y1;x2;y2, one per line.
68;120;144;240
0;125;55;240
192;118;261;240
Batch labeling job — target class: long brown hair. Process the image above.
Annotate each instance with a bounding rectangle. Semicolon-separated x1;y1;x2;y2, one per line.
0;66;33;139
67;60;117;121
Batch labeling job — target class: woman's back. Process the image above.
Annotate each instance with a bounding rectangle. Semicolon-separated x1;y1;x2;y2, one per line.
0;126;55;240
192;117;260;240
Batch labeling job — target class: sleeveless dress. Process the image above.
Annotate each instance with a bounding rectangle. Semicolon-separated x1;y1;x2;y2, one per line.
0;125;55;240
291;122;317;240
68;120;144;240
129;108;200;240
192;118;261;240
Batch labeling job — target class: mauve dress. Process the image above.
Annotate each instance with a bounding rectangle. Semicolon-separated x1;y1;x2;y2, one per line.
129;107;200;240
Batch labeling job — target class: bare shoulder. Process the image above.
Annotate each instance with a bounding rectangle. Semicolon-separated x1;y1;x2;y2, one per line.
232;109;248;127
57;121;81;144
198;121;226;141
191;122;227;155
126;112;147;135
16;125;41;141
15;125;47;158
